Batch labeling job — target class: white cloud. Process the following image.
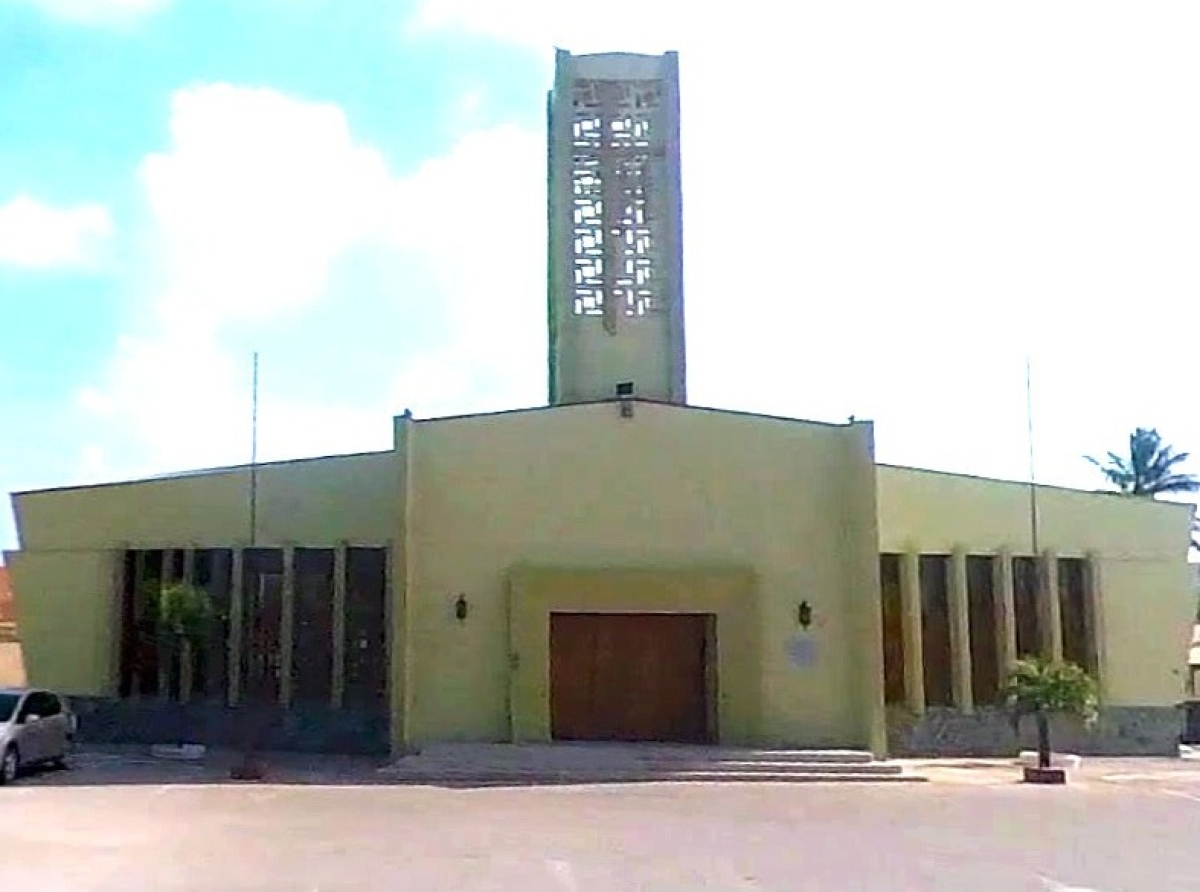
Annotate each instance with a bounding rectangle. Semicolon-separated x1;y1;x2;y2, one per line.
78;84;401;478
75;327;393;480
382;123;546;404
138;83;394;327
12;0;170;27
0;196;113;270
77;83;545;482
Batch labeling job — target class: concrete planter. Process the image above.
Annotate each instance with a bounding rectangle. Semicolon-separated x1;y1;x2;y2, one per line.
1017;750;1081;771
1023;766;1067;785
230;755;268;781
149;743;206;761
1178;699;1200;745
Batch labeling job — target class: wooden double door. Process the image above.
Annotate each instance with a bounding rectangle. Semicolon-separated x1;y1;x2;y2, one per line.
550;612;713;744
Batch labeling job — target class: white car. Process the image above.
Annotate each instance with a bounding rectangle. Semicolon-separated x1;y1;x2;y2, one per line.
0;688;76;783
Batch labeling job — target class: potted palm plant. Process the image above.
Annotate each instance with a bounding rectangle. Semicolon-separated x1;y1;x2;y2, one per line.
154;580;216;759
1005;657;1099;784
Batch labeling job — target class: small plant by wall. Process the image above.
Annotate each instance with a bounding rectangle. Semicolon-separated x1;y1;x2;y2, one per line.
1005;657;1098;783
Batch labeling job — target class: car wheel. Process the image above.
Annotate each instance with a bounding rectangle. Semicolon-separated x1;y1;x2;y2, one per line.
0;747;20;785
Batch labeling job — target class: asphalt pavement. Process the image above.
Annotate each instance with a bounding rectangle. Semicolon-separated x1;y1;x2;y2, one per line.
0;750;1197;891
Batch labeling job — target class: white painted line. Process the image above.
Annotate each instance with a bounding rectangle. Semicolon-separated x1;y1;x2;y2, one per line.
1099;773;1160;782
1102;770;1200;783
546;859;579;892
1039;875;1106;892
1161;788;1200;804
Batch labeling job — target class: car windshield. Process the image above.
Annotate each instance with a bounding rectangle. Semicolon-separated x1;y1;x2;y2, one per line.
0;694;20;723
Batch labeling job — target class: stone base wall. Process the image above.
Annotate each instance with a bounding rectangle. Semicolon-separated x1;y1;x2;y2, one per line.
886;705;1182;757
68;697;389;756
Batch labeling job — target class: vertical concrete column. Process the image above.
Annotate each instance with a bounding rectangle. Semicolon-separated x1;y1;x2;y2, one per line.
844;423;886;758
279;546;296;708
948;548;974;713
1039;550;1063;661
180;548;197;702
390;412;417;755
899;550;926;713
331;543;348;708
108;546;129;698
993;547;1017;672
1085;552;1108;694
158;548;174;698
228;548;245;706
131;549;147;697
385;538;397;703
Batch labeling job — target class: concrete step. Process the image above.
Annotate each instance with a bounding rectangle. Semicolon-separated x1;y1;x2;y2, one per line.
375;746;921;785
650;770;925;784
383;768;926;785
652;760;904;775
687;749;876;765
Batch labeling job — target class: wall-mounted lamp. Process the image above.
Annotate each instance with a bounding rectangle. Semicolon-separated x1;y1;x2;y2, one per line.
797;600;813;631
454;594;469;622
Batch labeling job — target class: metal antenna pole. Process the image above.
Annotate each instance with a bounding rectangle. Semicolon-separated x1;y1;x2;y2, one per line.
1026;354;1040;556
1025;352;1044;651
249;352;259;548
234;350;267;780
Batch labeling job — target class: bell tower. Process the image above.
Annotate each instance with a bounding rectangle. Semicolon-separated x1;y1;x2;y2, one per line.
547;49;686;405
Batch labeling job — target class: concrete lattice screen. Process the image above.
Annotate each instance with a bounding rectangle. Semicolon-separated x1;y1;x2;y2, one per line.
569;77;662;325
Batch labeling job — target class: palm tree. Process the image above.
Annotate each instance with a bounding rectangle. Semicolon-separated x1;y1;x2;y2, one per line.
1006;657;1098;780
1085;427;1199;497
156;581;216;747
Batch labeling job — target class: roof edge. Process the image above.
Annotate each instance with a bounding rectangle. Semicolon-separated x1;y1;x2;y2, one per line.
11;448;394;499
414;397;865;431
879;462;1197;508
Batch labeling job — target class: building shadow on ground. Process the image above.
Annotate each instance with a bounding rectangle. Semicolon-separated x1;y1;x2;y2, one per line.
18;747;762;791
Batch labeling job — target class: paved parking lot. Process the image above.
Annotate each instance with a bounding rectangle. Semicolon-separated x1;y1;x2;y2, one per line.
1;750;1199;891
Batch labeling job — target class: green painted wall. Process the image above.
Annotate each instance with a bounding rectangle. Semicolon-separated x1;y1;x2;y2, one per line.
6;550;117;696
877;464;1190;558
406;402;882;749
14;451;397;550
7;450;399;700
5;402;1192;749
877;464;1194;706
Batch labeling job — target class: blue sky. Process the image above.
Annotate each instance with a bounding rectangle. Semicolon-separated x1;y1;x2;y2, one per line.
2;0;1200;551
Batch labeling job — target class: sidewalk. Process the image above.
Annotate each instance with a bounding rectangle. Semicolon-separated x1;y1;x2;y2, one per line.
44;744;1200;789
897;754;1200;786
45;744;391;786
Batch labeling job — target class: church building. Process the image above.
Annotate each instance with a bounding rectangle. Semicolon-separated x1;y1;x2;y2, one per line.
4;51;1193;758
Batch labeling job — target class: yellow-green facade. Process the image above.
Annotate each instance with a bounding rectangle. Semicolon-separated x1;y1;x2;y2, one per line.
4;400;1194;757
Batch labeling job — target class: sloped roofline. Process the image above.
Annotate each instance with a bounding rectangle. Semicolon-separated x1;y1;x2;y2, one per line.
879;461;1195;510
10;399;861;498
11;449;394;498
15;403;1195;510
416;396;863;431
